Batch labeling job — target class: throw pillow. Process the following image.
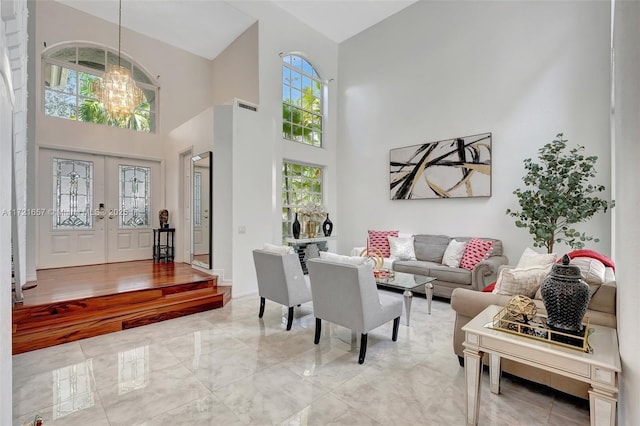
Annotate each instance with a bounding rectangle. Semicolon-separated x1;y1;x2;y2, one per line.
263;243;294;255
442;239;467;268
566;249;615;270
516;247;557;269
367;230;399;258
388;236;416;260
459;238;493;271
493;266;551;298
319;251;368;265
570;257;606;285
482;282;496;292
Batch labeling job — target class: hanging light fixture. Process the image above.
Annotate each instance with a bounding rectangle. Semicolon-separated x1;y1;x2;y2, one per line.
94;0;143;121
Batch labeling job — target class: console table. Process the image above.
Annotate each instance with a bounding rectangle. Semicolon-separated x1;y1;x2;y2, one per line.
153;228;175;263
462;305;621;426
284;236;334;274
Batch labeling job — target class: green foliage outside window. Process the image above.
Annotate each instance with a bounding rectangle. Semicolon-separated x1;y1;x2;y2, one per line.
43;45;156;133
45;66;151;132
282;162;323;238
282;55;323;147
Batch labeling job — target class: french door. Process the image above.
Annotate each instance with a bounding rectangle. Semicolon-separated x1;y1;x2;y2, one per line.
38;149;161;268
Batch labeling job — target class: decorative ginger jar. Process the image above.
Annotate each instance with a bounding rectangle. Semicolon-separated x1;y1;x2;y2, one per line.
540;254;590;333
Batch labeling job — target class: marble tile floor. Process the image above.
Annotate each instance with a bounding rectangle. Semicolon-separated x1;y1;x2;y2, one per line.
12;292;591;425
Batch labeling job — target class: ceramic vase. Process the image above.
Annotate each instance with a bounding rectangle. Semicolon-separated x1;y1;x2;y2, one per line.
540;254;591;333
292;213;301;239
322;214;333;237
306;221;318;238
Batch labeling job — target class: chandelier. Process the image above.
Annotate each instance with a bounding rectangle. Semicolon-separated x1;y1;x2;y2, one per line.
94;0;143;121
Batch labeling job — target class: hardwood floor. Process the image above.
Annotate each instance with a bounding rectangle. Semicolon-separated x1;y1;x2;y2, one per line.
12;261;231;354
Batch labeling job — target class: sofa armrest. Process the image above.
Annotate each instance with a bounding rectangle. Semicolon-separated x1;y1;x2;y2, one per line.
470;255;508;291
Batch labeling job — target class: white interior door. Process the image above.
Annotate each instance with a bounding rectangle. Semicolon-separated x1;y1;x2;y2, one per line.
38;149;161;268
38;149;106;268
105;157;161;263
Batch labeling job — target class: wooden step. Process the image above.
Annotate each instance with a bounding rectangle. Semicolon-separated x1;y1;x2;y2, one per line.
13;261;232;355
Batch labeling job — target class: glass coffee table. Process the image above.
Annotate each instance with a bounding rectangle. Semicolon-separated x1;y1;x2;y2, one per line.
374;271;436;326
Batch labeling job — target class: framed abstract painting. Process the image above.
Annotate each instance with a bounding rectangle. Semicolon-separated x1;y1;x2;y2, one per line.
390;132;492;199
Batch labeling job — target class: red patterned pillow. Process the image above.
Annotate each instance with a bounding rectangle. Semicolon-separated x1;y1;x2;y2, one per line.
367;230;399;258
459;238;494;271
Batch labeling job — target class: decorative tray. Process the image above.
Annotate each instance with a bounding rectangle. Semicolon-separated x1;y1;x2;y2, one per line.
490;307;592;353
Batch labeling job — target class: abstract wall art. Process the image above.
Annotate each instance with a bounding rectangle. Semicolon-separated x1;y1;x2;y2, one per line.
390;132;492;199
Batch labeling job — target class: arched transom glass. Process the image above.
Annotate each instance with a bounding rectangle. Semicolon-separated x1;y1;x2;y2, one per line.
282;55;323;147
43;43;158;133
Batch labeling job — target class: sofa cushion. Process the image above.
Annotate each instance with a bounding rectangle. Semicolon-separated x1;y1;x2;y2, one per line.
454;237;503;257
442;239;467;267
428;264;472;284
413;234;451;263
493;266;550;298
262;243;295;255
388;236;416;260
393;260;438;276
368;230;399;258
393;261;471;285
319;251;368;265
571;256;606;286
516;247;557;269
459;238;493;270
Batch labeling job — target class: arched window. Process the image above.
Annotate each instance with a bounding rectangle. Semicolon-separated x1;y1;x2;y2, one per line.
282;55;323;147
43;43;158;133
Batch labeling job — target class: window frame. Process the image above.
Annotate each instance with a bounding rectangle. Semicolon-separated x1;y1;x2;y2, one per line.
282;54;324;148
42;43;159;133
282;161;324;239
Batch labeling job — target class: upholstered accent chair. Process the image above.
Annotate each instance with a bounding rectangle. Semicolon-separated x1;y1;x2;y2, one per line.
306;258;403;364
252;249;312;330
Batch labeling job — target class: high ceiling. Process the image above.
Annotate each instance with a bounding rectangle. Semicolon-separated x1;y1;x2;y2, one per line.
55;0;418;60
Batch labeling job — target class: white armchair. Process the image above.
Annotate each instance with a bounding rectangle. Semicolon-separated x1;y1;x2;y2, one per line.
306;258;403;364
252;249;312;330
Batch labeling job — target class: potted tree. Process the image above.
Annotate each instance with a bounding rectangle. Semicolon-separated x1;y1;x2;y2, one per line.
506;133;614;253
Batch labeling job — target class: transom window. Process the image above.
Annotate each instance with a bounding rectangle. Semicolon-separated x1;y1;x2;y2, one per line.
282;162;323;238
282;55;323;147
43;44;157;133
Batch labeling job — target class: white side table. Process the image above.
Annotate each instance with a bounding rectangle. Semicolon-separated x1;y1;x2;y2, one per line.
462;305;621;426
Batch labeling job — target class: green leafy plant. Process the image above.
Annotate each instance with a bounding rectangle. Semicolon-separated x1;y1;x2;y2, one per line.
506;133;614;253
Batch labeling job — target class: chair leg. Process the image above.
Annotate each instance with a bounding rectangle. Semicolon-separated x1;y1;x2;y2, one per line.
314;318;322;344
358;333;368;364
286;306;294;330
258;297;265;318
392;317;400;341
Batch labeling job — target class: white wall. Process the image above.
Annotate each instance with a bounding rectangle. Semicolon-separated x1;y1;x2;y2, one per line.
0;32;14;426
224;2;339;296
613;1;640;424
212;23;259;106
33;1;214;266
337;1;612;263
2;0;28;421
209;24;259;281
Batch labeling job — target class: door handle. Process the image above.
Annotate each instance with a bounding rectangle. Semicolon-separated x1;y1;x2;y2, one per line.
97;203;106;220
